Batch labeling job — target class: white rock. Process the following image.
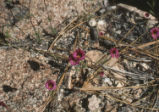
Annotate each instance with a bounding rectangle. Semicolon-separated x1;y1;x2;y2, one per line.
88;95;101;112
107;6;117;11
97;20;107;31
127;98;133;103
115;81;124;87
103;78;112;85
147;20;158;28
116;30;121;34
117;83;124;87
89;18;97;27
85;50;104;66
141;63;150;70
103;0;109;7
99;8;106;14
58;89;64;101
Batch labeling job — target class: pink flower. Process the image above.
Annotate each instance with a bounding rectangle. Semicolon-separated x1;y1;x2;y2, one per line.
99;72;104;77
73;48;85;60
99;31;105;36
150;27;159;40
69;48;85;66
144;12;149;18
45;80;56;90
110;48;119;58
0;101;8;109
69;55;80;65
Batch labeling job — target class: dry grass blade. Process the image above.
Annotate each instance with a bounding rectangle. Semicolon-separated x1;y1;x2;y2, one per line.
135;40;159;49
118;24;136;45
99;35;118;45
105;93;159;111
48;17;79;51
40;64;69;112
120;31;148;54
80;84;159;91
130;48;159;60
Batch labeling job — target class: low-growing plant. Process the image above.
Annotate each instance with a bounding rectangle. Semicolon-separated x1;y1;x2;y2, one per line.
147;0;159;18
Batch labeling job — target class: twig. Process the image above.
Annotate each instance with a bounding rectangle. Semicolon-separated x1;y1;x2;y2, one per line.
48;17;79;51
101;64;153;80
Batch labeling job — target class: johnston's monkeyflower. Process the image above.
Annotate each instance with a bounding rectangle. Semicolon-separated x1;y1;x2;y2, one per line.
110;48;119;58
69;48;85;66
69;55;80;65
150;27;159;40
0;101;8;109
45;80;56;90
144;12;149;18
99;71;104;77
98;31;105;36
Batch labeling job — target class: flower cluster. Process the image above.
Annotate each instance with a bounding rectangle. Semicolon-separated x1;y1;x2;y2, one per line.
45;80;56;90
45;26;159;89
150;27;159;40
69;48;85;66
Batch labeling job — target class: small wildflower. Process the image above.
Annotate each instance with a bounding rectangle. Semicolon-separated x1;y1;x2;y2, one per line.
0;101;8;109
69;48;85;66
144;12;149;18
110;48;119;58
69;55;80;65
73;49;85;60
45;80;56;90
150;27;159;40
99;72;104;77
99;31;105;36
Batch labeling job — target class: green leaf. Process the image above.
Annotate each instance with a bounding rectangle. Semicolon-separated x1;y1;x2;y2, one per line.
5;31;10;38
149;10;155;16
51;28;57;35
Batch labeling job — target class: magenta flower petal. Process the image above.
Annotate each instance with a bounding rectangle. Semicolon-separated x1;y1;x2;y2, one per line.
69;57;80;65
69;48;85;66
110;48;119;58
99;72;104;77
45;80;56;90
150;27;159;40
99;31;105;36
69;54;80;65
73;48;85;60
0;101;8;109
144;12;149;18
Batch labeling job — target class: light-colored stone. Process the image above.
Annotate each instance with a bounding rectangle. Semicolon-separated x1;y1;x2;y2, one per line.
115;81;124;87
97;20;107;32
141;63;150;70
85;50;104;66
89;18;97;27
88;95;101;112
103;77;112;85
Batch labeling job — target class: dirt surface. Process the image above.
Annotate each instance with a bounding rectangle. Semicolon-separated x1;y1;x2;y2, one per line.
0;0;159;112
0;0;98;111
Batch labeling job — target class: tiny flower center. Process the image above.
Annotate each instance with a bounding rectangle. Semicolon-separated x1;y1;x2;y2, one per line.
77;52;82;58
153;30;157;35
99;31;104;36
145;13;149;17
48;83;53;89
112;49;116;54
